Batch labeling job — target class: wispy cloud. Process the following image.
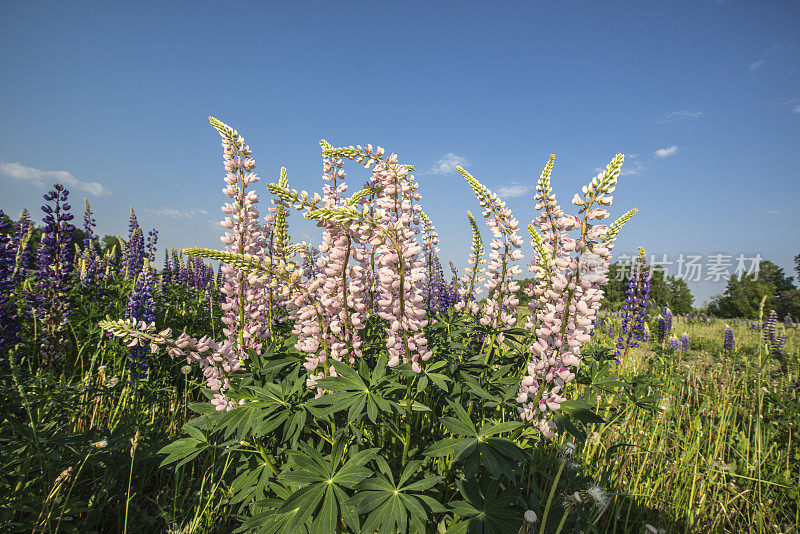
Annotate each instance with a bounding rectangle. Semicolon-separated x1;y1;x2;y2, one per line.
495;184;532;199
766;209;781;215
0;162;112;197
655;146;679;158
658;110;704;124
749;59;765;71
794;104;800;114
145;207;208;219
621;154;644;175
429;153;469;175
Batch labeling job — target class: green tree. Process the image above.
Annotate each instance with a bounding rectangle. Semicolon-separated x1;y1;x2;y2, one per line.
708;260;799;319
665;276;693;314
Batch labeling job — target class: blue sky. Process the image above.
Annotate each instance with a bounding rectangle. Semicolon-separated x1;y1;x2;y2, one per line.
1;0;799;304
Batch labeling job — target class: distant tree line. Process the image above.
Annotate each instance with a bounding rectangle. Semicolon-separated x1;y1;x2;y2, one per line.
707;259;800;320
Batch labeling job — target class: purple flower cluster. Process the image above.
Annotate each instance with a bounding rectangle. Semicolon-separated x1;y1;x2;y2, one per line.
124;264;157;379
681;332;689;352
723;326;734;352
763;310;787;356
421;217;459;314
121;208;146;277
77;198;104;286
614;248;651;362
657;307;673;344
0;210;19;356
35;184;75;364
667;335;680;351
163;249;215;291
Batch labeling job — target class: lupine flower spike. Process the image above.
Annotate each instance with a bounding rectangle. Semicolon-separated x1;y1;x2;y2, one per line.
515;153;634;437
613;247;651;363
457;166;523;351
723;325;734;352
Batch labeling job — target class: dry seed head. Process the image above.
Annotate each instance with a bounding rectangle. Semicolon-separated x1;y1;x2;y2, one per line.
560;441;576;459
130;430;140;457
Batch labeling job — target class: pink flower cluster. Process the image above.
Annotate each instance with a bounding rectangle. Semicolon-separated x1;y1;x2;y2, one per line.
517;154;624;437
480;202;524;334
216;122;270;361
456;168;523;339
99;319;242;396
292;154;370;395
370;156;431;371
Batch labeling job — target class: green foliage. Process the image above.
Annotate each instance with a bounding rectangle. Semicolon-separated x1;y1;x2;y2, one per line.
708;260;799;319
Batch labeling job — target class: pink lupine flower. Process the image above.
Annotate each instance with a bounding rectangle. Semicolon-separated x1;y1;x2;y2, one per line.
457;168;523;350
211;117;270;365
518;154;632;437
369;156;431;370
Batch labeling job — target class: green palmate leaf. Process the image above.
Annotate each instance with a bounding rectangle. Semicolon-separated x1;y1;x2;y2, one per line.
349;458;444;534
276;439;378;531
445;400;478;437
446;478;522;534
310;358;396;424
229;461;275;509
423;437;459;458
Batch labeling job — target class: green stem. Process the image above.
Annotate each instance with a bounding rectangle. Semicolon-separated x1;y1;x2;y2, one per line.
401;376;416;466
539;459;566;534
554;504;573;534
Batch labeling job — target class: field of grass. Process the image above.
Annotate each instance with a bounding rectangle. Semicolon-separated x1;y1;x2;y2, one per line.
576;316;800;532
3;302;797;533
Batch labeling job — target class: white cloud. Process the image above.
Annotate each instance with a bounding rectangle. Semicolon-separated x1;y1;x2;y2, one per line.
0;162;112;196
659;110;704;123
766;209;781;215
621;155;644;176
749;59;765;71
146;207;208;219
495;184;532;199
429;153;469;175
794;104;800;114
655;146;679;158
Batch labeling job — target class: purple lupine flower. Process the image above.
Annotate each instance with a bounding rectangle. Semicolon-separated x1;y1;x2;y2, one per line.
763;311;786;356
124;263;157;379
614;248;651;362
162;250;172;285
171;248;183;285
146;228;158;264
82;198;96;248
763;310;777;342
681;332;689;352
78;198;104;286
657;307;672;345
35;184;75;364
0;210;20;357
723;326;734;352
126;227;145;277
667;335;680;351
